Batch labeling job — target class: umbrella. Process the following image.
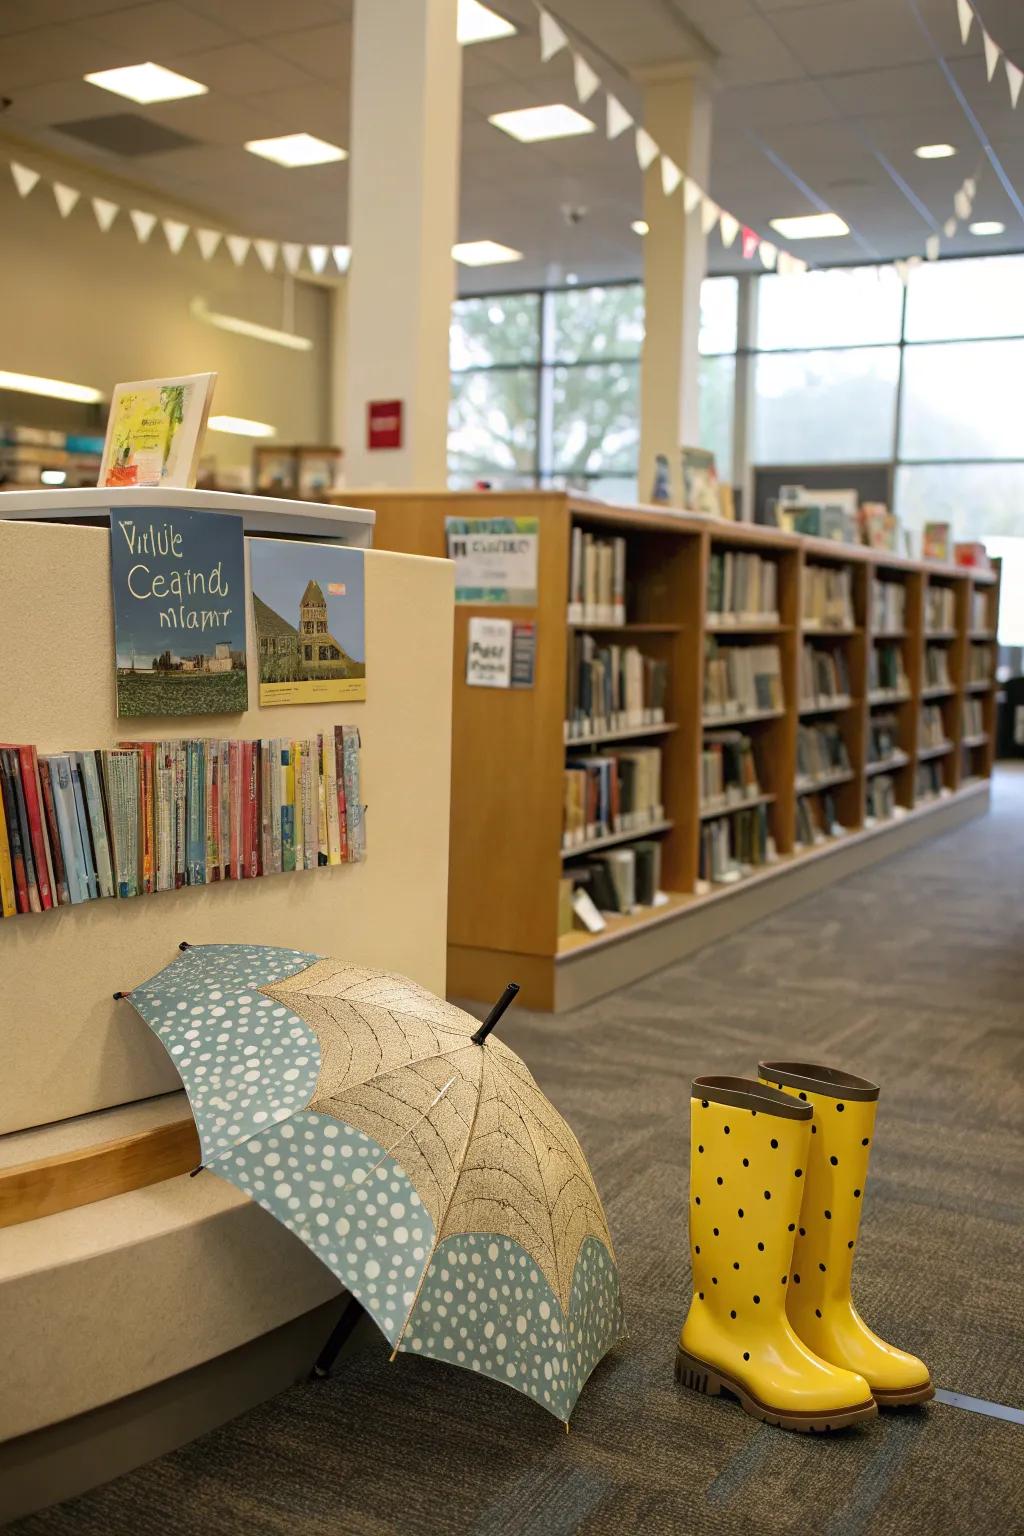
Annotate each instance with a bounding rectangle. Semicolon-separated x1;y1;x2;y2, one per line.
118;942;624;1422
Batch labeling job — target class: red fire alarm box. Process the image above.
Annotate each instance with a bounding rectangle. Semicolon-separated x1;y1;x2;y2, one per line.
367;399;403;450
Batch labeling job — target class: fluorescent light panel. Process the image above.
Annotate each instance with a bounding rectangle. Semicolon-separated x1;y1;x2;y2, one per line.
452;239;523;266
914;143;956;159
458;0;516;44
245;133;347;168
0;369;103;404
208;415;276;438
84;62;207;103
190;297;314;351
969;220;1005;235
489;104;595;143
769;212;849;240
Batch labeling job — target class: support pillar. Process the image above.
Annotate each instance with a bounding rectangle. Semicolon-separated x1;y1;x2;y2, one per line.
638;68;712;506
342;0;461;488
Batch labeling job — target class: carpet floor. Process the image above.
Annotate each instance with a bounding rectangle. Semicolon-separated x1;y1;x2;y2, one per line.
15;769;1024;1536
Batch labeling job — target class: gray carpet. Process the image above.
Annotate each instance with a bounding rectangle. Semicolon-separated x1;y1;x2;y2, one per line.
16;769;1024;1536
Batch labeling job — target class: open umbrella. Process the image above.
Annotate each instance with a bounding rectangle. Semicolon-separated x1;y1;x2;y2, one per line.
118;942;624;1422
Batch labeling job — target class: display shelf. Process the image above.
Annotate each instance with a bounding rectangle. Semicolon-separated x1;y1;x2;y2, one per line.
568;621;683;635
699;791;776;820
556;890;695;956
868;689;911;705
970;629;997;640
796;769;856;793
961;732;988;749
561;820;674;860
702;707;786;728
865;752;910;776
798;695;855;717
921;685;955;699
964;680;993;694
918;741;954;760
564;722;678;747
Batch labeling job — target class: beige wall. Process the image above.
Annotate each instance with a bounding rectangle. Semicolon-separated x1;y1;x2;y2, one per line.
0;141;336;474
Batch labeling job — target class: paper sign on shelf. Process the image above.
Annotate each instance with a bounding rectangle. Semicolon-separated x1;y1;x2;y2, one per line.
466;617;513;688
510;622;537;688
445;516;539;605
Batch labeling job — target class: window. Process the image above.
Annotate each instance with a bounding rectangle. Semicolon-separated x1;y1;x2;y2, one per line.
903;255;1024;341
753;347;900;464
899;339;1024;461
756;266;903;350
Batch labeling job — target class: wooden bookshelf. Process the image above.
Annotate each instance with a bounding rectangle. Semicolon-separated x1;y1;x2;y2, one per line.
347;490;1000;1011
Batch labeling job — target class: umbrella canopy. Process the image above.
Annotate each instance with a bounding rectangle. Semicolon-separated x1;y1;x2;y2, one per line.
123;942;624;1421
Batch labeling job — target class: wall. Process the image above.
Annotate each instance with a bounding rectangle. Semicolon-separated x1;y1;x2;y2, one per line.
0;140;337;474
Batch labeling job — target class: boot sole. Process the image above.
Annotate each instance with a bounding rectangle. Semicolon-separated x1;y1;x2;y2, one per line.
873;1381;934;1408
675;1347;877;1434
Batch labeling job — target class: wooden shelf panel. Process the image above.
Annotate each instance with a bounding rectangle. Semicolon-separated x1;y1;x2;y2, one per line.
964;680;994;694
868;690;911;706
556;889;696;956
865;752;911;776
872;629;907;640
561;819;674;861
699;791;776;821
802;624;860;637
567;621;683;634
925;628;957;640
796;769;856;793
702;707;786;728
917;742;954;761
798;695;855;717
961;732;988;748
970;629;997;640
921;684;955;700
706;619;788;634
565;722;678;747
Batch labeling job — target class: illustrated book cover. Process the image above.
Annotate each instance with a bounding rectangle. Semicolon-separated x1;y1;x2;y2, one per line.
99;373;216;489
250;538;366;706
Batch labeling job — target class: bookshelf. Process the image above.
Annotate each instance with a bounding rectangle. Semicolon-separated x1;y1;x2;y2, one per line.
345;490;1000;1011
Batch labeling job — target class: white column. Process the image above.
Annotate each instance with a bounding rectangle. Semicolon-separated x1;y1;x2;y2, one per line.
638;67;712;506
342;0;461;488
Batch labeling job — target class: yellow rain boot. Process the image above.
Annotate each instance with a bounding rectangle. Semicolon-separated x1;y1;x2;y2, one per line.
677;1077;876;1432
758;1062;934;1408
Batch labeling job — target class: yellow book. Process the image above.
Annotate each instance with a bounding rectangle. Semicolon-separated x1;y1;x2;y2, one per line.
292;741;304;871
0;788;15;916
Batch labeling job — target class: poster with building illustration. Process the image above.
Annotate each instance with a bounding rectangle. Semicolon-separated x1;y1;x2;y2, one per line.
109;505;248;716
250;538;366;706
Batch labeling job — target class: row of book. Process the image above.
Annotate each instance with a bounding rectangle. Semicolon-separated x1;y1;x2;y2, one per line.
924;646;952;689
567;529;627;626
795;788;845;849
700;731;762;812
796;722;851;786
869;643;909;698
562;748;664;850
963;698;986;738
800;644;850;710
970;590;993;632
562;839;663;923
865;774;897;823
699;803;775;885
872;578;906;632
706;551;779;626
0;730;364;918
868;713;902;767
925;587;956;632
703;642;783;719
916;760;945;800
803;565;854;630
564;636;668;741
920;705;950;750
967;644;993;683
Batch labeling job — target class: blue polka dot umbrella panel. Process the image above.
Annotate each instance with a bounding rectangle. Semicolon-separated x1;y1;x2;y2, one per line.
125;943;625;1422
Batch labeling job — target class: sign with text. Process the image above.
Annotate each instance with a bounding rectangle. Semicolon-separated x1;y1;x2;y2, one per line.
510;622;536;689
466;617;513;688
445;516;539;605
367;399;403;450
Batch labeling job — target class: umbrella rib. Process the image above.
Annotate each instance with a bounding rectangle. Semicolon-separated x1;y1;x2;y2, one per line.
487;1055;567;1307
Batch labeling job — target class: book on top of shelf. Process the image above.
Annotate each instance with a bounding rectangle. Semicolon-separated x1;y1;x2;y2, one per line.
99;373;216;489
681;446;719;516
567;530;627;625
922;522;952;562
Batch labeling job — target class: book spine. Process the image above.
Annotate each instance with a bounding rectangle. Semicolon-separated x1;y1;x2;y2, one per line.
203;738;217;883
247;740;259;879
229;739;241;879
80;751;115;897
261;738;273;875
69;759;99;899
8;750;42;912
18;746;53;909
0;750;29;913
302;742;316;870
342;726;364;861
51;755;86;903
334;727;349;864
316;733;329;867
270;740;283;875
0;763;14;916
281;743;295;873
37;757;70;906
325;730;341;865
141;744;155;894
33;750;59;908
293;741;304;871
186;742;203;885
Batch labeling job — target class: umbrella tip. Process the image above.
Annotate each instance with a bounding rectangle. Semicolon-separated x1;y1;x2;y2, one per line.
178;940;192;951
112;990;131;1001
470;982;520;1046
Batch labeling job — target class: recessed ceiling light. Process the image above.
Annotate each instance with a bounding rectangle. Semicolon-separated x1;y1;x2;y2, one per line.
769;212;849;240
969;220;1005;236
489;104;595;143
631;219;649;236
458;0;516;44
452;239;523;266
245;133;347;168
208;415;276;438
914;143;956;159
0;369;103;404
84;62;207;104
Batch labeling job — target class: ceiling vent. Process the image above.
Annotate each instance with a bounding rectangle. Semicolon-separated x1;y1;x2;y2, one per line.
52;113;198;157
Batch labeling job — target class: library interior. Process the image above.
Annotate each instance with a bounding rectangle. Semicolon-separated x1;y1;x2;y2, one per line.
2;1;1023;1533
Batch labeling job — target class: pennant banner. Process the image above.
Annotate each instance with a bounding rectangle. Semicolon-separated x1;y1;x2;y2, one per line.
635;127;659;171
196;227;222;260
741;226;760;260
539;9;568;63
92;195;119;232
226;233;251;267
719;211;739;249
682;176;702;214
953;188;971;219
282;241;304;275
1006;58;1023;107
956;0;973;45
130;209;158;244
700;196;720;236
307;243;329;274
573;52;599;104
758;239;778;271
332;244;351;273
943;215;958;237
925;233;941;261
53;181;80;218
606;93;632;140
254;237;278;273
983;29;1001;80
660;155;683;197
11;161;40;197
163;217;189;254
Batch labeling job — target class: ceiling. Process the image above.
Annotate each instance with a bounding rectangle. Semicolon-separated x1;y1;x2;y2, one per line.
2;0;1024;293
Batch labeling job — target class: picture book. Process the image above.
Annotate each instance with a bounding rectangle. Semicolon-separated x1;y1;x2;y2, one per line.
251;538;366;706
681;446;719;516
99;373;216;490
922;521;952;562
109;506;248;717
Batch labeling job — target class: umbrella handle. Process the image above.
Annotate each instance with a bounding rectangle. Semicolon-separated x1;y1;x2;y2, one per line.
470;982;520;1046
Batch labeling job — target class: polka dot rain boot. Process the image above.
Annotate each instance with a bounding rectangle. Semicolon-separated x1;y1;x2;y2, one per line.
757;1062;934;1409
677;1076;877;1432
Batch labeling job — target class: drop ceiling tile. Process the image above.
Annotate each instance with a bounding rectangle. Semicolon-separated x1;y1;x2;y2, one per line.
769;0;936;74
262;22;351;83
0;23;136;88
141;92;282;145
77;1;235;55
247;83;347;141
182;0;349;39
167;41;317;96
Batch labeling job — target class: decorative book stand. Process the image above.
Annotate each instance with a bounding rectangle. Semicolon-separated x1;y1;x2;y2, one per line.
0;489;453;1521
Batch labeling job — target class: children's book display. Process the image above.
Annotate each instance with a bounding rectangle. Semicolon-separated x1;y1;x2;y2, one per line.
251;538;367;706
99;373;216;490
0;729;364;917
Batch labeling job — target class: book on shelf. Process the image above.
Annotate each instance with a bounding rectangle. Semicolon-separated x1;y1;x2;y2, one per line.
962;698;985;738
866;774;897;823
795;788;845;849
925;586;956;632
567;838;663;920
567;529;626;625
967;644;993;683
868;643;909;697
706;550;779;626
919;705;949;750
970;591;993;631
922;522;951;562
700;731;762;812
699;803;775;885
796;722;851;785
924;646;952;689
565;636;668;740
703;641;783;718
800;644;850;709
867;713;901;766
562;747;663;850
0;729;365;919
871;578;906;631
803;565;854;629
916;759;946;800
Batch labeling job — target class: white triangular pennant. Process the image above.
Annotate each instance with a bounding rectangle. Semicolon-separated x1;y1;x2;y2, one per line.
1006;58;1024;107
983;29;1001;80
954;188;971;219
683;176;702;214
196;227;222;260
700;196;720;235
162;217;189;254
605;93;633;140
254;238;278;272
635;127;659;171
719;211;739;248
282;241;304;275
957;0;973;46
944;215;958;237
539;9;568;63
894;258;910;285
226;234;251;267
307;243;329;274
660;154;683;197
91;195;119;232
790;257;808;276
758;239;778;270
53;181;80;218
130;209;158;243
925;233;941;261
572;52;599;104
964;176;977;198
11;161;40;198
332;244;352;272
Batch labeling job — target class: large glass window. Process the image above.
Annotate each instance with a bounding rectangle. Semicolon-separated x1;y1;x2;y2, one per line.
899;339;1024;461
903;254;1024;341
753;347;900;464
756;265;904;350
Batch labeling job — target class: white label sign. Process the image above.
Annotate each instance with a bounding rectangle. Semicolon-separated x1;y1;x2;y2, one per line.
466;617;513;688
445;516;539;605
